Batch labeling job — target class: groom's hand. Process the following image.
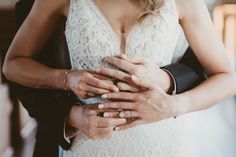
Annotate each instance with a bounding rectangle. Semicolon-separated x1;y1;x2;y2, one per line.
96;55;173;93
66;105;127;140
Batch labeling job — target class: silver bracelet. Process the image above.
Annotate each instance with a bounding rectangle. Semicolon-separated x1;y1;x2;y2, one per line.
63;71;70;91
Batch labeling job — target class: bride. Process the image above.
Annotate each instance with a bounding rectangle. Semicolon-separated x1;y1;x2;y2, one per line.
3;0;236;156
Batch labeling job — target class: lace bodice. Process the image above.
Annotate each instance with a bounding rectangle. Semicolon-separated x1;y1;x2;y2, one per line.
65;0;180;70
63;0;187;157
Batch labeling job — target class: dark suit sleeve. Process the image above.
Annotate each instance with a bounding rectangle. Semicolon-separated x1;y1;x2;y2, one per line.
9;0;76;150
10;83;76;150
162;47;207;94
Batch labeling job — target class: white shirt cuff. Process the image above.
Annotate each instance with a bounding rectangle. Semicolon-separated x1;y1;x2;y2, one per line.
162;69;177;95
63;120;79;143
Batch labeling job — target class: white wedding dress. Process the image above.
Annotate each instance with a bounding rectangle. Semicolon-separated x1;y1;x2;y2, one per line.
61;0;188;156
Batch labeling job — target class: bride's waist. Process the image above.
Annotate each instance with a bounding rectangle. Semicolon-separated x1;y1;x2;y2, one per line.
74;119;180;143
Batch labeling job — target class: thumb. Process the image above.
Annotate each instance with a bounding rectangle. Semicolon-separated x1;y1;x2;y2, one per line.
131;75;150;89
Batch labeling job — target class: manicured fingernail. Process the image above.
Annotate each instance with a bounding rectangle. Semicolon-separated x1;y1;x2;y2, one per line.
131;75;138;80
98;104;104;109
102;94;108;99
114;87;119;92
103;112;109;117
115;127;120;131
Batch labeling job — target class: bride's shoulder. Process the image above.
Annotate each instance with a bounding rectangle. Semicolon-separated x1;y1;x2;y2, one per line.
175;0;207;19
34;0;69;15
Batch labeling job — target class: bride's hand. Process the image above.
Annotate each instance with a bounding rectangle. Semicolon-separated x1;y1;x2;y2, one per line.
98;88;181;131
96;54;173;93
97;77;185;131
66;70;119;99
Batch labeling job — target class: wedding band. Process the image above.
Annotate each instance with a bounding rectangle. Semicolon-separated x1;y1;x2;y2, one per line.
119;111;132;118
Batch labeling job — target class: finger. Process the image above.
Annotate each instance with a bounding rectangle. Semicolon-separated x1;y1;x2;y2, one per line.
103;111;139;118
95;117;127;128
101;92;136;101
103;56;136;74
120;54;146;64
92;73;115;81
82;105;121;114
102;111;120;118
96;67;131;82
95;108;123;117
86;74;119;92
98;102;136;110
116;119;144;131
131;75;150;89
84;84;110;96
117;82;139;92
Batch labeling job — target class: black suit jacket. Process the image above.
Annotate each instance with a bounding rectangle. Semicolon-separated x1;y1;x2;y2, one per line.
10;0;206;157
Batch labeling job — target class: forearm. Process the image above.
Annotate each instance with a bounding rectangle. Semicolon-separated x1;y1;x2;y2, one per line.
175;73;236;115
3;58;67;89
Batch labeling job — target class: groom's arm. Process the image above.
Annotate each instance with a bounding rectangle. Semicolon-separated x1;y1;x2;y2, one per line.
162;47;207;94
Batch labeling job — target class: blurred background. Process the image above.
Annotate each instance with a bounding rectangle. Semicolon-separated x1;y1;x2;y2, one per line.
0;1;37;156
0;0;236;157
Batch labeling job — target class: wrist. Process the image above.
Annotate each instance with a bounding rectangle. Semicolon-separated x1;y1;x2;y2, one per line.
55;69;69;90
65;118;79;139
64;106;82;143
67;105;82;129
55;69;73;91
65;106;81;139
171;93;191;117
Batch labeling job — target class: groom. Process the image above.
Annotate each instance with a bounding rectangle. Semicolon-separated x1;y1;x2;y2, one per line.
8;0;206;157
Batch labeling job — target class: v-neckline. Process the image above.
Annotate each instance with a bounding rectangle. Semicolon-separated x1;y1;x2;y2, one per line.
86;0;140;54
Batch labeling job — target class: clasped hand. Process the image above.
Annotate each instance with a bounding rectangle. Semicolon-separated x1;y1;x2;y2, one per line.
67;54;177;140
96;54;177;130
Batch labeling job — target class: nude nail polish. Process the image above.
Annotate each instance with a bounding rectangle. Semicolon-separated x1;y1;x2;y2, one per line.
103;112;109;117
98;104;104;109
131;75;138;80
102;94;108;98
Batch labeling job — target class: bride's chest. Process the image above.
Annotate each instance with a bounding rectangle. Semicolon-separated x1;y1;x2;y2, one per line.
65;0;180;68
